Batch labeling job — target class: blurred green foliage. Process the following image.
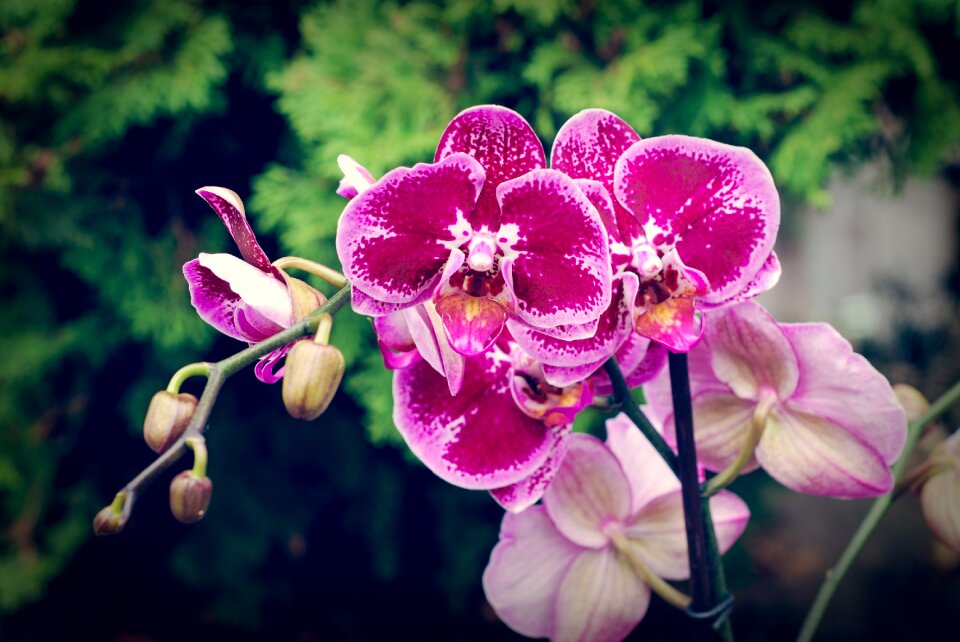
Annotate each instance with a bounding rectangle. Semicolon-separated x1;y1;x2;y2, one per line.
2;0;958;633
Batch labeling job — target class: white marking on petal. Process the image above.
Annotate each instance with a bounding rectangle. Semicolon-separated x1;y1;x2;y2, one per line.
198;253;293;327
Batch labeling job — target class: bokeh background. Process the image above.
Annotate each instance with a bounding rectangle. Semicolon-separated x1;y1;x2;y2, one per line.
2;0;959;640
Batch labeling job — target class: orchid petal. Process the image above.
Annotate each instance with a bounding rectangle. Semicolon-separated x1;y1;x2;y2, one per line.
499;170;611;328
706;301;799;400
182;258;247;342
235;303;286;342
757;408;894;498
435;105;546;228
435;294;507;356
351;285;410;317
543;435;631;549
702;250;781;309
614;136;779;303
605;414;679;514
337;153;484;304
482;507;582;639
490;425;572;513
336;154;376;199
553;548;650;642
661;391;760;474
254;344;292;384
198;253;293;328
195;187;273;272
399;303;466;394
634;296;703;352
393;351;553;489
782;322;906;463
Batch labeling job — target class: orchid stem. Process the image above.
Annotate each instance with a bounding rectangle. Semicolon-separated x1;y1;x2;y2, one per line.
98;283;353;533
272;256;348;288
602;359;680;477
669;352;733;642
796;376;960;642
166;362;211;394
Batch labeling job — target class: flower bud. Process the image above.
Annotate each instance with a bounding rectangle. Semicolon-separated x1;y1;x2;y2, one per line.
169;471;213;524
282;340;345;420
920;432;960;553
93;505;125;536
143;391;198;454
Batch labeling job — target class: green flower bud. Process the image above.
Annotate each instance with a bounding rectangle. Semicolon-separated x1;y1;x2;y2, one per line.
92;505;125;536
282;340;345;421
143;391;198;454
169;471;212;524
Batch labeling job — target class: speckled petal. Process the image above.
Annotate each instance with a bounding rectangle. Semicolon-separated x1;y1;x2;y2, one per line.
337;153;484;304
614;136;779;303
482;507;582;639
634;296;703;352
196;187;273;272
702;250;781;309
393;349;553;489
183;258;247;342
499;170;611;329
435;105;546;228
198;253;293;328
543;434;631;549
490;424;572;513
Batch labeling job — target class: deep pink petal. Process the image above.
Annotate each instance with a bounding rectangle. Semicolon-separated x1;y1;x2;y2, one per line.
490;424;572;513
435;105;546;228
336;154;484;304
183;259;247;342
634;296;703;352
435;294;507;356
757;407;894;498
482;507;582;639
195;187;273;272
235;303;286;342
702;250;781;309
782;322;907;463
351;285;410;316
254;344;292;384
397;303;466;394
198;253;293;328
553;548;651;642
393;349;553;489
614;136;779;303
586;330;668;396
705;301;799;400
543;434;631;549
336;154;376;199
499;170;611;328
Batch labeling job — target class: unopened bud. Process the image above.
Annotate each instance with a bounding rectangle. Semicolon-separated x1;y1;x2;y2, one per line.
282;340;345;420
93;493;127;535
144;391;198;453
920;431;960;553
169;471;213;524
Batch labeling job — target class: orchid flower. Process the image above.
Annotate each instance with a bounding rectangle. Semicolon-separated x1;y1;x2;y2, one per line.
393;336;592;512
645;301;907;498
336;105;612;358
919;430;960;553
483;414;749;642
520;109;780;354
183;187;325;383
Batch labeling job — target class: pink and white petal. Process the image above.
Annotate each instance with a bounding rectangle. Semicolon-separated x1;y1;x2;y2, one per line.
701;250;781;309
254;343;292;384
196;187;273;272
921;470;960;553
518;316;600;341
435;105;546;228
553;548;651;642
508;279;632;368
551;109;640;187
709;490;752;555
660;391;759;474
393;352;552;489
351;286;410;317
605;413;680;514
499;170;611;328
198;253;293;328
374;312;416;353
614;136;779;303
589;326;668;396
183;258;247;342
634;297;703;353
412;302;467;395
491;424;572;513
757;408;894;498
235;304;286;343
782;322;907;463
336;153;484;303
544;434;632;549
542;358;605;388
435;294;507;356
336;154;376;199
482;507;583;639
705;301;799;400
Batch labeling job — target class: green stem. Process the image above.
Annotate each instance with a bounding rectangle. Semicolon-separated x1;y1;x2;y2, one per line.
186;437;208;477
166;362;211;394
796;376;960;642
602;358;680;478
109;283;353;529
272;256;349;288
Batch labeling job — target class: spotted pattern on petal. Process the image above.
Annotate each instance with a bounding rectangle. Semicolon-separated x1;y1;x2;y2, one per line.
436;105;546;228
196;188;273;272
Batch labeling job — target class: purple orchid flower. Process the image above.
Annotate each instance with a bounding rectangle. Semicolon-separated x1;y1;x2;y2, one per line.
183;187;325;383
393;335;592;512
645;301;907;498
336;105;612;358
483;414;749;642
518;109;780;355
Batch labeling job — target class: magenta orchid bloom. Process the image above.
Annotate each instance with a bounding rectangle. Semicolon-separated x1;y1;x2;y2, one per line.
336;105;612;358
645;301;907;498
920;430;960;553
183;187;324;383
393;336;591;512
525;109;780;354
483;414;749;642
